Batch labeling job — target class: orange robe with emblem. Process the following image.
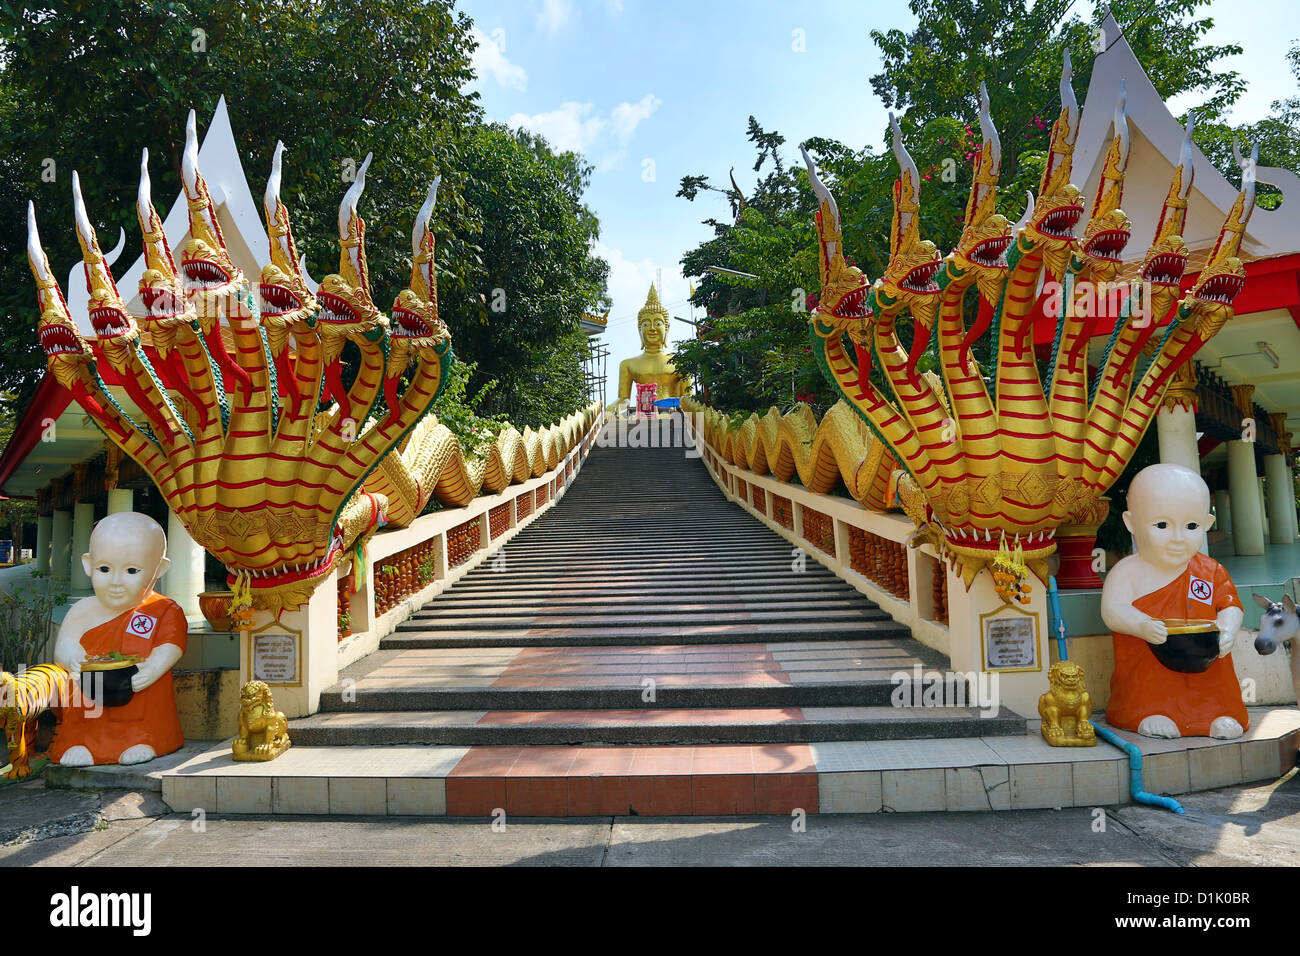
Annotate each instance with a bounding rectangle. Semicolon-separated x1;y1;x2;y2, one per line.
51;591;187;765
1106;552;1248;736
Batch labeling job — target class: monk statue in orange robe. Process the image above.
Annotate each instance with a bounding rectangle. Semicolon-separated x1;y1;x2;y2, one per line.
1101;463;1247;739
51;512;187;766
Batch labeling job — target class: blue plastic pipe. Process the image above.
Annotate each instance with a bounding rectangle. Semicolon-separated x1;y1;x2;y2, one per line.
1046;576;1184;814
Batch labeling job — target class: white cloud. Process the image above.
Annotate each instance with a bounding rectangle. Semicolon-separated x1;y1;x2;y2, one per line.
606;0;625;16
609;93;662;144
537;0;573;35
508;101;606;154
469;27;527;91
509;93;660;162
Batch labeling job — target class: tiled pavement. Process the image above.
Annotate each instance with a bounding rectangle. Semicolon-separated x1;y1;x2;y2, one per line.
161;707;1300;816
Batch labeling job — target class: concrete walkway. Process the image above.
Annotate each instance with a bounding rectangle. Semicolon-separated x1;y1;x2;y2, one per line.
5;767;1298;866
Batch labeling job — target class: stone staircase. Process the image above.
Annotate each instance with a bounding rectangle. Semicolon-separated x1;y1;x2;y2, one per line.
154;425;1300;816
290;431;1024;750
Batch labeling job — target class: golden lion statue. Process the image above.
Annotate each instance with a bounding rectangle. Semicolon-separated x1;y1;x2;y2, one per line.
1038;660;1097;747
232;680;291;762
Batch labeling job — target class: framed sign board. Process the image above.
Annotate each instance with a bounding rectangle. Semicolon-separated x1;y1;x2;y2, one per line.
979;605;1041;673
246;621;303;686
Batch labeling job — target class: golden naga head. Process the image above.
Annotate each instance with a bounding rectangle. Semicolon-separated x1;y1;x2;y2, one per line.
317;152;387;365
178;110;245;326
71;171;139;371
259;141;319;352
950;83;1013;303
27;203;93;389
1135;112;1197;307
135;149;194;357
389;177;451;377
636;284;671;350
1184;141;1255;339
801;145;870;330
1022;51;1085;277
876;114;942;327
1077;85;1133;281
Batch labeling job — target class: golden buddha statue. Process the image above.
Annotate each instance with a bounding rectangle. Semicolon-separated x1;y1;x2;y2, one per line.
611;284;691;413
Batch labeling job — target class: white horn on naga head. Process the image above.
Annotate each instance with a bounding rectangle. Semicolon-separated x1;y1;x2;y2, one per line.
1233;139;1259;222
27;201;51;284
412;175;440;258
1060;48;1079;145
1012;189;1035;235
1113;79;1130;171
338;151;373;239
182;109;200;198
137;148;154;226
800;144;840;233
1176;110;1197;200
265;140;286;220
978;81;1001;171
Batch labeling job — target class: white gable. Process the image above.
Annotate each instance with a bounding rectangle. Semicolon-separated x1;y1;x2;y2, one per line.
1075;12;1299;258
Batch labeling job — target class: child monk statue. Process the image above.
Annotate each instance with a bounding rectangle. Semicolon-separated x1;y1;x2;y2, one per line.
1100;463;1247;739
51;512;188;766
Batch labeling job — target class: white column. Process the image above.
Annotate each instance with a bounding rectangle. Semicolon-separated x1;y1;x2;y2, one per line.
69;502;94;592
106;489;134;514
1213;489;1231;535
160;510;205;617
49;510;70;582
1156;406;1201;473
1227;440;1266;556
1264;454;1296;544
1258;477;1269;543
34;516;51;572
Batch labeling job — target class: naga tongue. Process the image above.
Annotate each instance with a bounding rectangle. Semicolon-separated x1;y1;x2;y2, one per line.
904;319;932;382
273;349;302;411
383;374;402;427
853;339;873;392
203;324;253;397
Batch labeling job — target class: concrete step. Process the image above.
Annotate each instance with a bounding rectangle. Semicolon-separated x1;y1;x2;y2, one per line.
322;639;943;710
386;618;912;647
410;608;891;629
156;708;1300;817
289;705;1025;746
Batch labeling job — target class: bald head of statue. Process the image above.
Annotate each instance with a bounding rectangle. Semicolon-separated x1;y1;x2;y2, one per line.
1122;463;1214;573
82;512;172;613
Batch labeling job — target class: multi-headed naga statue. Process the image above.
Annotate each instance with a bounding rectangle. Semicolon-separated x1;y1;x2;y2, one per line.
28;112;452;613
803;53;1255;593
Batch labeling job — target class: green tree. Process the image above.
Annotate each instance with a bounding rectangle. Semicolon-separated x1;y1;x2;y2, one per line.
444;124;608;427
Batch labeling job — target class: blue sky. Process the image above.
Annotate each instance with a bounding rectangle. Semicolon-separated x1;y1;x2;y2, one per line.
458;0;1300;405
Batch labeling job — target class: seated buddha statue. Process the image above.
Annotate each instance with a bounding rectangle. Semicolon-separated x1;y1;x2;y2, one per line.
609;284;691;414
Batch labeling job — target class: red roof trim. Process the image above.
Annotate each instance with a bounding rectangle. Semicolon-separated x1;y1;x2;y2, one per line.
0;374;73;494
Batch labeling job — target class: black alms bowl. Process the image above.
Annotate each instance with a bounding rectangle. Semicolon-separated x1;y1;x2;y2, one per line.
1151;621;1220;674
80;665;137;708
